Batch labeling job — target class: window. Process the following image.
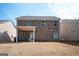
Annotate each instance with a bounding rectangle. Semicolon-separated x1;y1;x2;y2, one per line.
54;21;58;26
26;21;32;26
53;32;59;39
11;35;13;38
41;21;46;26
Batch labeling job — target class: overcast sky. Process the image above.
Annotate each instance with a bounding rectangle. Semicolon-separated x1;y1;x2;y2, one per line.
0;3;79;25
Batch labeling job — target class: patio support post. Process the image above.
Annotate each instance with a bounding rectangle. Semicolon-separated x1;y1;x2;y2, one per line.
33;29;35;42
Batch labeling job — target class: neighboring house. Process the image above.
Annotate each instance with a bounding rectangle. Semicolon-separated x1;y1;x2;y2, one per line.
60;19;79;41
16;16;60;42
0;20;16;43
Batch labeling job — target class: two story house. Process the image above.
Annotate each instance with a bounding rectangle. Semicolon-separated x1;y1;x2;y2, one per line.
16;16;60;42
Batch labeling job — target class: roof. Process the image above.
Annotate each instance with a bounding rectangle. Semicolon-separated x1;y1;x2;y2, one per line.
0;20;15;27
0;29;5;34
0;20;10;24
16;16;61;21
16;26;36;31
60;19;79;23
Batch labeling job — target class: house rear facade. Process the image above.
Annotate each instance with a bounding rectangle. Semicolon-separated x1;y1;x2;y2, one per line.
16;16;60;42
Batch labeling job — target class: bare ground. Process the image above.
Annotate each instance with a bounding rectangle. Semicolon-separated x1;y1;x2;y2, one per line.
0;42;79;56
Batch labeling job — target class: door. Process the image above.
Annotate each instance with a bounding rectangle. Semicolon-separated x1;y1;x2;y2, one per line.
29;32;33;41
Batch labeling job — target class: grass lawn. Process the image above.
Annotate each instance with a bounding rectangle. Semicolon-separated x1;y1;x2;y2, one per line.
0;42;79;56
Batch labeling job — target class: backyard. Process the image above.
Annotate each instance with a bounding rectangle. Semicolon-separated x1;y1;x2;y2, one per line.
0;42;79;56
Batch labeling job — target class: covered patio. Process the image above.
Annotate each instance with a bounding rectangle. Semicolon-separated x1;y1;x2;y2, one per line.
16;26;36;42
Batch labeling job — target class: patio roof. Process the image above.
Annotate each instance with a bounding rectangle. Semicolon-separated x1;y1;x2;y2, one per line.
16;26;36;31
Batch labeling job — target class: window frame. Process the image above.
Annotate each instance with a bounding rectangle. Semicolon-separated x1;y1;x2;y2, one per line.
41;20;47;26
26;20;32;26
53;21;58;27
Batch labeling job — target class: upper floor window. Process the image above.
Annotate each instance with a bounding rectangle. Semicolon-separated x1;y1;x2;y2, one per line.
26;21;32;26
54;21;58;26
41;21;46;26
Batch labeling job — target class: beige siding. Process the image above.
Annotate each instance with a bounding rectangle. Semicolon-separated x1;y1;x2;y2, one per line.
60;20;79;41
0;21;16;42
17;16;60;42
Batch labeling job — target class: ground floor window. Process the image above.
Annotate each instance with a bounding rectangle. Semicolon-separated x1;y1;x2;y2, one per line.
53;32;59;39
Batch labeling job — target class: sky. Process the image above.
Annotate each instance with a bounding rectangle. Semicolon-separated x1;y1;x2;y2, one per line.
0;3;79;25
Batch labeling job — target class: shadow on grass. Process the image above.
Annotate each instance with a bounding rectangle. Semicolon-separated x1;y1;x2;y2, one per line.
0;41;59;44
60;41;79;46
0;41;27;44
0;52;8;56
0;40;79;47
